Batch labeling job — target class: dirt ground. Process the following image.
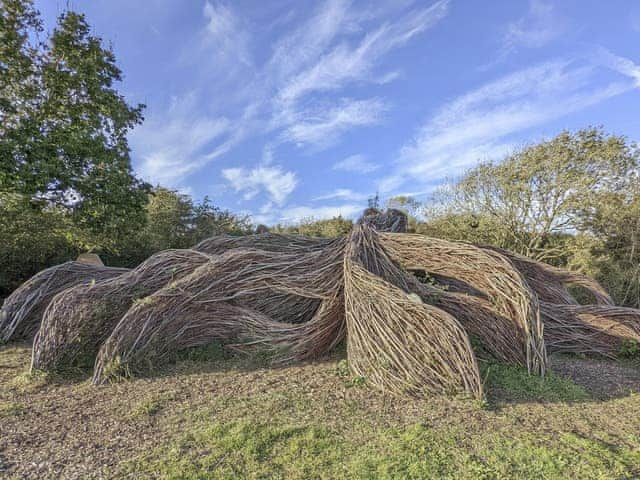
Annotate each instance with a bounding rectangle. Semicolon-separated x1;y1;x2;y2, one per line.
1;343;640;479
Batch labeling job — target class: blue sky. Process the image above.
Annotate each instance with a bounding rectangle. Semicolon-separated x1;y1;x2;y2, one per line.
37;0;640;225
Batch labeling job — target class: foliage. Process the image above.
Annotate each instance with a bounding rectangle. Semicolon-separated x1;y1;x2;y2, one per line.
0;185;250;295
618;339;640;359
0;1;153;292
0;192;78;297
579;191;640;307
429;128;639;262
132;188;251;258
0;3;149;240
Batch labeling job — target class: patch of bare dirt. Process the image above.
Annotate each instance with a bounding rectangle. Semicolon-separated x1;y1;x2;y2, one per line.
551;355;640;400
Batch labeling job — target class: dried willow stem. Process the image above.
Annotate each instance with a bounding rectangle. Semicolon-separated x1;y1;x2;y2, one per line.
31;250;211;371
194;232;332;255
379;233;547;375
541;303;640;357
0;262;129;342
4;223;636;401
93;244;346;383
344;225;483;399
481;245;614;306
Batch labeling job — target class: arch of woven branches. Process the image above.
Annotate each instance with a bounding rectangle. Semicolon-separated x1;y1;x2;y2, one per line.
2;223;640;401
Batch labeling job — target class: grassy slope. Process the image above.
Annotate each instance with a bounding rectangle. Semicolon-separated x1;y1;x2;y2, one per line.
1;343;640;479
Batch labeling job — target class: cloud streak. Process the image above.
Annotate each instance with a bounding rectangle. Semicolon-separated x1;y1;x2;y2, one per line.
282;98;387;149
275;0;449;108
332;154;380;173
134;0;450;194
391;57;638;193
222;164;298;206
131;94;232;186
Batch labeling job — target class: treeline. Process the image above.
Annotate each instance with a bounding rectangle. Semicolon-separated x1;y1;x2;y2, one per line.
418;128;640;308
0;188;251;297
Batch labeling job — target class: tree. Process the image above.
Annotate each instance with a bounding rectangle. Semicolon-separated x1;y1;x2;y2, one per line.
273;216;353;237
130;188;251;258
0;192;78;297
0;0;42;135
432;128;639;261
575;187;640;307
190;196;252;240
140;188;195;253
0;3;148;245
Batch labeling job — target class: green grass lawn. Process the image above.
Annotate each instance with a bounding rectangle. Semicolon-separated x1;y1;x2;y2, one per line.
1;343;640;479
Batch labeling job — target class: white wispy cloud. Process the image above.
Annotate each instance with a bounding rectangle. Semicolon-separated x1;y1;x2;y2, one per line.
268;0;351;80
505;0;563;49
134;0;448;190
332;154;380;173
202;1;252;66
131;94;232;185
282;98;386;148
596;48;640;87
313;188;368;202
390;57;637;193
480;0;565;70
275;0;449;107
222;164;297;206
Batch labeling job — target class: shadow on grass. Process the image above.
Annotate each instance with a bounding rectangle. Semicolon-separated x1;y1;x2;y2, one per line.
481;359;591;407
149;340;348;380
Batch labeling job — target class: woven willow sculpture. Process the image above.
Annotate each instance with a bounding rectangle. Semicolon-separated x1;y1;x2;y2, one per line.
3;223;639;401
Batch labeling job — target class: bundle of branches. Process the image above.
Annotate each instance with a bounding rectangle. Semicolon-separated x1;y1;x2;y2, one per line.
431;292;527;366
0;262;129;342
194;232;332;255
31;250;211;371
93;243;347;383
13;219;640;401
541;303;640;357
358;208;408;233
344;225;483;399
481;245;613;306
379;233;547;374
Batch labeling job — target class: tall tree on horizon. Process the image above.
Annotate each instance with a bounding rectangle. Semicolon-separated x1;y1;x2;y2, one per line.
0;0;149;248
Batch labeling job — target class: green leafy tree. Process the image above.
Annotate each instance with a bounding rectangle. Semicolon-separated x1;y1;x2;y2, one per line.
114;188;252;263
141;188;195;253
0;0;42;136
574;188;640;307
431;128;639;261
0;193;78;297
190;196;252;240
0;3;149;247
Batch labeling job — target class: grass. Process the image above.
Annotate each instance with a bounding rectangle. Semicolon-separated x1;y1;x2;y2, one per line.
482;360;591;403
2;344;640;479
128;419;640;479
123;357;638;479
8;368;51;393
0;400;25;417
